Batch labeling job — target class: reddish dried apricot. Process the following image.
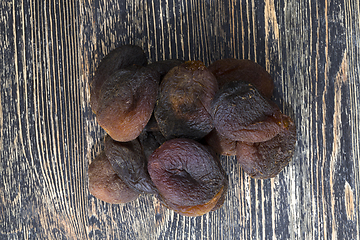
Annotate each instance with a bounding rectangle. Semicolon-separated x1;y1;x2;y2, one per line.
88;152;140;204
211;81;287;142
148;138;228;216
155;61;218;140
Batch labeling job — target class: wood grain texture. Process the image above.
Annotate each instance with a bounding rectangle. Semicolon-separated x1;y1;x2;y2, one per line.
0;0;359;239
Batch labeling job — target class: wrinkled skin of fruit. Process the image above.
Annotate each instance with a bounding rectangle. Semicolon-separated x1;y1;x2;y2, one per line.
155;61;218;140
88;152;140;204
147;59;185;80
96;65;160;142
208;58;274;99
104;135;157;194
90;45;147;113
204;129;237;156
212;81;288;142
148;138;228;217
236;115;296;179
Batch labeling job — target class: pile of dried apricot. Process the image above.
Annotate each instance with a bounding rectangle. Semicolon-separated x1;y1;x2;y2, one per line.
88;45;296;217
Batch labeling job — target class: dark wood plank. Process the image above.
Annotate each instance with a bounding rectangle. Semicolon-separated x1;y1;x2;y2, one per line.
0;0;359;239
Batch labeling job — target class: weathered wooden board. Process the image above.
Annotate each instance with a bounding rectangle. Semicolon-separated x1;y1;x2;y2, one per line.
0;0;359;239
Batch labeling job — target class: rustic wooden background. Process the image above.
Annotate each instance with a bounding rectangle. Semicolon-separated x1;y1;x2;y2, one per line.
1;0;359;239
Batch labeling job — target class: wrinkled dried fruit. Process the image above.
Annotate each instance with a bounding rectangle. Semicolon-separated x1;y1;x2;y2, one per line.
204;129;237;156
104;135;157;194
88;152;140;204
212;81;287;142
155;61;218;140
148;138;228;216
147;59;185;79
236;115;296;179
96;65;160;142
208;58;274;99
88;44;297;211
90;45;147;113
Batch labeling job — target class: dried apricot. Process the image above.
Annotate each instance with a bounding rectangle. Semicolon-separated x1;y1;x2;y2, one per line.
96;65;160;142
155;61;218;140
211;81;286;142
90;45;147;113
148;138;228;216
104;135;157;194
88;152;140;204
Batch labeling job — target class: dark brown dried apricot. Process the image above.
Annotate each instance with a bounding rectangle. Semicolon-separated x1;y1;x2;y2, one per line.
148;138;228;216
96;65;160;142
154;61;218;140
90;45;147;113
236;115;296;179
208;58;274;99
88;152;140;204
211;81;287;142
104;135;157;194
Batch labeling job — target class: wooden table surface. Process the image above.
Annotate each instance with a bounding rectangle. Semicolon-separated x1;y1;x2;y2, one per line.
1;0;359;239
